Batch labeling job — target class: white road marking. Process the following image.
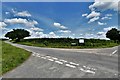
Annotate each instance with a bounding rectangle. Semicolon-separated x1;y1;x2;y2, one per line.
79;68;95;74
36;54;40;57
32;52;96;74
55;61;63;64
46;56;51;58
59;59;67;63
69;62;79;66
32;52;37;56
83;66;96;71
48;59;54;61
41;57;47;59
110;50;117;56
83;66;91;69
37;55;41;57
51;57;58;60
84;70;95;74
83;66;86;67
91;68;97;71
65;64;76;68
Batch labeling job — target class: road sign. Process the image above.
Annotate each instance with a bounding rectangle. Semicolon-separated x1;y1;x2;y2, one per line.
79;39;84;43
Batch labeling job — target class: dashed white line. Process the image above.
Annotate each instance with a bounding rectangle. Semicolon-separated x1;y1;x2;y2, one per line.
46;56;51;58
48;59;54;61
79;67;95;74
41;57;47;59
32;52;96;74
51;57;58;60
65;64;76;68
91;68;96;71
55;61;63;64
37;55;41;57
83;66;87;68
83;66;96;71
36;54;40;57
83;66;91;69
32;52;37;56
69;62;79;66
84;70;95;74
59;59;67;63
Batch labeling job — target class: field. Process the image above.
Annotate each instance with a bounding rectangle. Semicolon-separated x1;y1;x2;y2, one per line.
17;38;120;49
1;41;31;75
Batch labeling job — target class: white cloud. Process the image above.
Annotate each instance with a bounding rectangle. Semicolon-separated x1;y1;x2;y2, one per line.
0;22;7;28
4;18;38;28
98;21;107;25
103;26;118;31
4;18;44;38
101;16;112;20
15;11;31;17
83;33;95;39
28;31;59;38
86;0;119;25
106;14;112;17
84;11;100;23
57;30;71;33
11;9;31;17
4;18;28;24
30;27;43;32
54;22;61;27
82;13;88;17
96;26;118;39
25;20;38;27
97;32;105;35
5;12;9;15
86;11;100;19
88;17;99;23
48;32;58;38
54;22;67;29
101;14;112;20
89;0;120;11
11;9;17;13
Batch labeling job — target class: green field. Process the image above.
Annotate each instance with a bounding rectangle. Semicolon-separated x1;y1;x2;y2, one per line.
1;41;31;75
17;38;120;49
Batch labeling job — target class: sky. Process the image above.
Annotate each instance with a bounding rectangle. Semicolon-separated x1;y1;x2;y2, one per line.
0;0;119;39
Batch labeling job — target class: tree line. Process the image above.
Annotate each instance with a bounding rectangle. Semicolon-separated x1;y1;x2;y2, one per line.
5;28;120;42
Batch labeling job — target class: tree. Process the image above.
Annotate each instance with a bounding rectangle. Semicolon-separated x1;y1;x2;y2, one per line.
5;29;30;42
106;28;120;41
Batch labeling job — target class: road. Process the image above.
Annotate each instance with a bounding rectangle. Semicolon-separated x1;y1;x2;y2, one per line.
3;41;119;78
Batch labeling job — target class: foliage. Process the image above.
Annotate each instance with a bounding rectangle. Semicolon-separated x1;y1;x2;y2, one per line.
17;38;120;48
5;29;30;42
106;28;120;41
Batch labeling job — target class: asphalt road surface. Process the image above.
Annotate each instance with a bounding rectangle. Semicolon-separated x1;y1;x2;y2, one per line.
3;41;119;78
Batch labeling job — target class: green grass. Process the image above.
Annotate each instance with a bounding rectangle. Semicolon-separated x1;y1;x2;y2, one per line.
17;38;120;49
1;41;31;75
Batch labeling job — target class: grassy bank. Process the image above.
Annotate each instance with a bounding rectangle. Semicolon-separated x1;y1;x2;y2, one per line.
17;38;120;49
1;41;31;75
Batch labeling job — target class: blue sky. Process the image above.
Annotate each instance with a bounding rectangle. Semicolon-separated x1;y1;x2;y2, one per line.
0;1;119;39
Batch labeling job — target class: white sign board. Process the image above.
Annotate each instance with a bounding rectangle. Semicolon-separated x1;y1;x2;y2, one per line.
79;39;84;43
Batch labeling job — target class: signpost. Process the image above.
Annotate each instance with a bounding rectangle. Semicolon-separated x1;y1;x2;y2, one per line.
79;38;85;46
79;39;84;43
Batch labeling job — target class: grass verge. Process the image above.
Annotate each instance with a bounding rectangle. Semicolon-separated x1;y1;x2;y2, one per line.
1;41;31;75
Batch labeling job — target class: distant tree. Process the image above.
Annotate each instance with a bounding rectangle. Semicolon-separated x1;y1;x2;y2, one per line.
5;29;30;42
106;28;120;41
